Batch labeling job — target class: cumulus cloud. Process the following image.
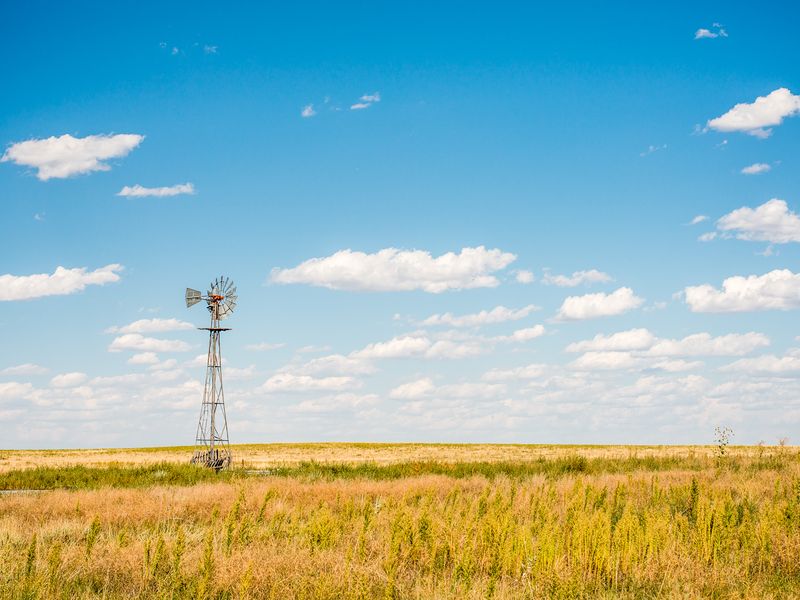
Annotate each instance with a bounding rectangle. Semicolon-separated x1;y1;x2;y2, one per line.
707;88;800;138
128;352;160;365
0;363;48;376
646;332;769;356
566;328;656;353
108;334;191;353
1;133;144;180
262;373;359;393
556;287;644;320
351;335;431;359
493;325;546;343
720;351;800;374
716;199;800;244
424;340;484;359
565;329;766;360
482;363;546;381
684;269;800;312
0;264;123;301
301;104;316;118
117;183;195;197
695;24;727;39
106;318;194;334
50;372;88;388
570;351;640;371
543;269;612;287
689;215;708;225
422;304;539;327
287;354;376;376
270;246;516;293
741;163;771;175
0;381;34;400
389;377;436;400
389;377;504;400
515;270;534;284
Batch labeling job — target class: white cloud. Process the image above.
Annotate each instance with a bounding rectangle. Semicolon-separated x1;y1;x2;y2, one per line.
389;377;504;400
741;163;771;175
566;328;656;353
684;269;800;312
0;363;48;376
707;88;800;138
225;366;257;380
570;351;640;371
0;264;123;301
422;304;538;327
203;45;218;54
698;232;717;242
646;332;769;356
351;335;430;359
565;328;767;359
270;246;516;293
716;199;800;244
515;270;534;284
695;24;727;39
108;334;191;353
149;358;178;372
720;351;800;374
50;372;88;388
556;287;644;320
493;325;546;343
424;340;484;359
301;104;316;118
482;363;546;381
287;354;375;376
390;377;436;400
245;342;286;351
262;373;359;393
117;183;195;197
0;382;34;400
351;92;380;110
543;269;612;287
128;352;160;365
106;318;194;334
690;215;708;225
651;359;704;372
1;133;144;180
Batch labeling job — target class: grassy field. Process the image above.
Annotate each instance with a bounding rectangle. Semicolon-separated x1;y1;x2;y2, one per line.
1;443;799;598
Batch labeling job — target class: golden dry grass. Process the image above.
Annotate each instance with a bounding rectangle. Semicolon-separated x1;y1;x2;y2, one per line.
0;442;772;473
1;444;799;598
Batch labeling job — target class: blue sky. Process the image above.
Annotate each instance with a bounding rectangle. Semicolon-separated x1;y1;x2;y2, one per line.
1;1;799;448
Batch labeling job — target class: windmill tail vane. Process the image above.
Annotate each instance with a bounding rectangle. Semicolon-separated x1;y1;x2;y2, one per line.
185;276;238;471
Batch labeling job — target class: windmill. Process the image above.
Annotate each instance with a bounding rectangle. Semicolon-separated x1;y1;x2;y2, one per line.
185;276;238;470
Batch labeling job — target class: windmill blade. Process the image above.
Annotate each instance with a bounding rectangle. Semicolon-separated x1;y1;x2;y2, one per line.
185;288;202;308
226;285;237;298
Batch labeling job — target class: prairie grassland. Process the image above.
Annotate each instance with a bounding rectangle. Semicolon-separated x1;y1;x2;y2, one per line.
0;442;774;473
0;445;798;598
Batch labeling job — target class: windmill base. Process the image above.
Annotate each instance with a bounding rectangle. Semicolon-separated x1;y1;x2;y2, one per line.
191;448;232;472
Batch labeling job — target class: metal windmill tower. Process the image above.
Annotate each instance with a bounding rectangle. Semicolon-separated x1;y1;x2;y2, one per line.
185;276;238;470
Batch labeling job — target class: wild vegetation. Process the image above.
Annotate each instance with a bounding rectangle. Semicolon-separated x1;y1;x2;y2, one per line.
0;444;798;598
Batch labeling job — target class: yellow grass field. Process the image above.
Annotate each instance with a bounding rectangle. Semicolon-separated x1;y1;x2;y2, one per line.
1;443;799;598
